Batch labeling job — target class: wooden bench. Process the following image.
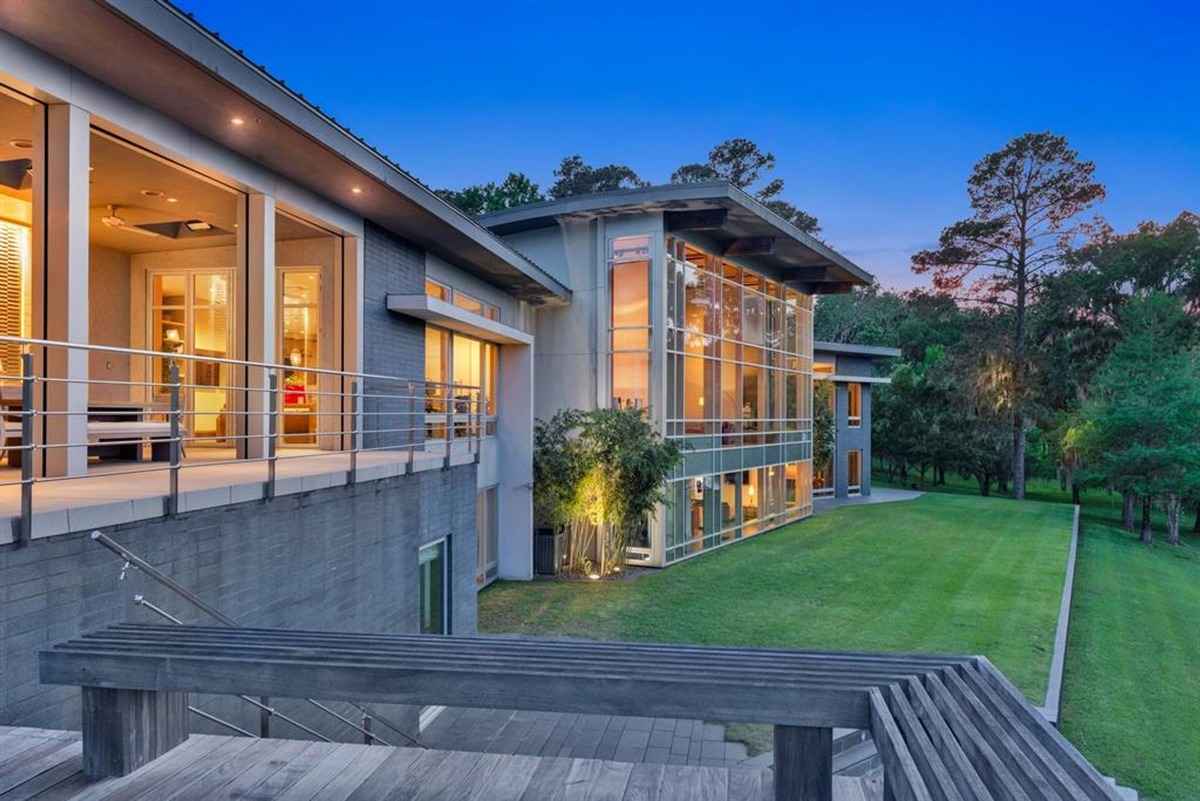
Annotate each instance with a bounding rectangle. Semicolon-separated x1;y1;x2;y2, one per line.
86;420;175;462
40;624;1124;801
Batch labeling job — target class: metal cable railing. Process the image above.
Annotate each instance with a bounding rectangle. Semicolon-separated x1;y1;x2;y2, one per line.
0;335;491;545
93;530;425;748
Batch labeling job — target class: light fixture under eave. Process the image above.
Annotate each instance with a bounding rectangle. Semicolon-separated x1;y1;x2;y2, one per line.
351;186;362;194
230;117;245;126
184;220;213;231
8;138;32;150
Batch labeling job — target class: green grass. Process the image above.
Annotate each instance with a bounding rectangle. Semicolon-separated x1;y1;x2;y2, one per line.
481;493;1072;701
879;470;1200;801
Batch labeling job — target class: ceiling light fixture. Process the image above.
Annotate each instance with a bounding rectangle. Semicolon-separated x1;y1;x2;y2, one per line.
140;189;164;198
166;197;179;203
8;138;32;150
230;117;245;126
184;220;212;231
351;186;362;194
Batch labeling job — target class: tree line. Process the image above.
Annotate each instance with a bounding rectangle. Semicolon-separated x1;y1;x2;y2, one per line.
816;131;1200;544
434;138;821;234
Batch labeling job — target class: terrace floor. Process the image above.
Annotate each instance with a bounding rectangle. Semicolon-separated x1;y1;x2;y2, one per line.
0;444;473;545
0;726;886;801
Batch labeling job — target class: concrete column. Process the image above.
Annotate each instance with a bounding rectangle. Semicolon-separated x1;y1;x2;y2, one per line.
497;341;533;580
244;194;274;459
34;104;89;477
834;383;848;499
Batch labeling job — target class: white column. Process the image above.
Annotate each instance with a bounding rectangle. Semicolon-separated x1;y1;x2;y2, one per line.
34;104;89;477
341;236;363;452
497;342;534;580
245;194;275;459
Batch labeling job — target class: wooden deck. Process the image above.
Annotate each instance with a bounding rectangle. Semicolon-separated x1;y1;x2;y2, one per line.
0;726;882;801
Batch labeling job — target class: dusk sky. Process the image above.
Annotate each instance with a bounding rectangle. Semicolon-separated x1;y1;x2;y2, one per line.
177;0;1198;289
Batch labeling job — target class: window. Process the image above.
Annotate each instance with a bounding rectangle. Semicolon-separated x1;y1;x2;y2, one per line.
609;235;651;410
476;487;499;583
418;539;449;634
848;449;862;494
424;325;498;439
425;277;500;322
0;87;36;383
848;383;862;428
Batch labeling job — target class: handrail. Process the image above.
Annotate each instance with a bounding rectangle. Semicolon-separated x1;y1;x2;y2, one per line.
93;530;421;748
1;335;488;545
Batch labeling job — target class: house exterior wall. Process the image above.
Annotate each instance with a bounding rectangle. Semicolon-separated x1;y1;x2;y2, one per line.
834;381;872;497
0;465;477;733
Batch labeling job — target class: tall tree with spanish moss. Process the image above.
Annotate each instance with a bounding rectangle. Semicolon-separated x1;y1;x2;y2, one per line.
912;133;1105;499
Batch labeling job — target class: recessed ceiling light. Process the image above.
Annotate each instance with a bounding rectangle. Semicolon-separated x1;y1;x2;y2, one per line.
184;220;212;231
8;138;32;150
351;186;362;194
230;117;245;126
140;189;164;198
166;197;179;203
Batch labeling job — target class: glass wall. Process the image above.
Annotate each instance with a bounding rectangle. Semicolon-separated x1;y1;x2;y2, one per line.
418;539;448;634
609;235;651;410
0;88;36;394
476;486;499;584
662;236;814;562
424;325;498;439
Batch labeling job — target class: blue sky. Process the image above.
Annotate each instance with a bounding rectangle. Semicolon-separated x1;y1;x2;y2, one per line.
178;0;1198;288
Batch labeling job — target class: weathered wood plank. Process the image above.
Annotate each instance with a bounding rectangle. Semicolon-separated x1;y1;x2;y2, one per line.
868;689;932;801
164;738;284;801
518;756;573;801
622;764;664;801
198;738;310;800
0;752;81;801
774;725;830;801
409;749;485;801
273;743;389;801
726;769;767;801
235;741;337;801
80;688;188;779
339;747;424;801
66;734;235;801
468;753;539;801
884;684;963;801
904;679;993;801
0;741;80;797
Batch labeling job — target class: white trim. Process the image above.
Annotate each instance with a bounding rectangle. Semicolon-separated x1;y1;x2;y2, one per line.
814;374;891;384
387;294;532;346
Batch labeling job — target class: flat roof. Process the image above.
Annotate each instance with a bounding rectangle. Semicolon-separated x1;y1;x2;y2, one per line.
481;182;874;292
0;0;569;304
814;340;902;359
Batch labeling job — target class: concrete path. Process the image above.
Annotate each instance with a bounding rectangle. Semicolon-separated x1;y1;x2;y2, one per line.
814;487;922;512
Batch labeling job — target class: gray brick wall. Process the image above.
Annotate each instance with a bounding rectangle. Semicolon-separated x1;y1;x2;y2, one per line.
362;221;425;450
0;464;477;737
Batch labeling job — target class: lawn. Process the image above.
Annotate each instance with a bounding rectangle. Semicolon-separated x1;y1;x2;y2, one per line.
481;492;1072;702
879;470;1200;801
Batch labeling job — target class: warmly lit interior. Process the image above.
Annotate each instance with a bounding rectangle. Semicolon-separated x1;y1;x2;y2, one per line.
424;326;498;440
0;88;34;393
609;235;651;410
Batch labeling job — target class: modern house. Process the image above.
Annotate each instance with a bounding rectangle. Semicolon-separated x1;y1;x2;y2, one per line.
0;0;569;732
482;185;873;566
813;341;900;499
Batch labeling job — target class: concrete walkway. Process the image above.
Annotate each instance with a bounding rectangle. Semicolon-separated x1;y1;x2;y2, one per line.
814;487;922;512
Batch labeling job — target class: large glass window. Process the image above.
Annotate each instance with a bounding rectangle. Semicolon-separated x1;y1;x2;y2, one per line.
276;211;341;448
90;128;242;453
0;87;36;391
609;235;651;410
848;383;863;428
418;539;448;634
424;325;498;439
848;449;863;494
663;235;815;561
476;486;499;583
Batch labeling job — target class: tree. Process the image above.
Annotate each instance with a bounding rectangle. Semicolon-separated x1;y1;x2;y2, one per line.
912;132;1106;500
549;155;648;200
533;407;681;575
813;283;906;346
1076;293;1200;544
670;138;820;234
435;172;545;216
812;381;835;484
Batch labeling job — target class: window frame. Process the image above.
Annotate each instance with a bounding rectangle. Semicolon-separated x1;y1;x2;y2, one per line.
418;537;451;635
423;323;499;441
847;382;862;428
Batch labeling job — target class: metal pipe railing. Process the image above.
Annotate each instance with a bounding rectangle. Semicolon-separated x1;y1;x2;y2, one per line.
94;530;423;748
0;335;489;543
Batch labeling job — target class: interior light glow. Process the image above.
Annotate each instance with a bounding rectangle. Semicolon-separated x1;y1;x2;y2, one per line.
351;186;363;194
230;117;245;126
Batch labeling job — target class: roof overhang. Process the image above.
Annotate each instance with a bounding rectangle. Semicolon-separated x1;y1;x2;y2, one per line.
0;0;570;304
813;341;902;359
481;182;874;293
386;294;534;346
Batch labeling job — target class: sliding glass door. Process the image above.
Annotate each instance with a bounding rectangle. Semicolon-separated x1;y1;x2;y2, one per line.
278;268;320;446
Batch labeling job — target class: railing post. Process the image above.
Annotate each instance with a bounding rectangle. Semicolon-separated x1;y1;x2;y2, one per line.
349;380;359;484
167;362;181;517
17;352;34;547
406;381;416;475
362;710;372;745
475;388;483;464
443;387;453;470
266;372;277;499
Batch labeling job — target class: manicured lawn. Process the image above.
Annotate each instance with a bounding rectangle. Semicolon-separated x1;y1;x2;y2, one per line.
1059;512;1200;801
879;471;1200;801
481;493;1072;702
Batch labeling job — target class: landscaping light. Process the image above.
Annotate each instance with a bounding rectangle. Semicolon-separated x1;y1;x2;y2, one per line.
588;573;600;580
